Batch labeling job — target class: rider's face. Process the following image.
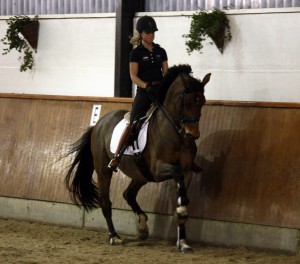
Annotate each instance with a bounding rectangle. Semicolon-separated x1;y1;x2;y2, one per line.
141;31;155;44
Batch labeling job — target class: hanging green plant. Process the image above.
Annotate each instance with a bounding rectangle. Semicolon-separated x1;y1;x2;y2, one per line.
184;9;232;54
1;15;39;72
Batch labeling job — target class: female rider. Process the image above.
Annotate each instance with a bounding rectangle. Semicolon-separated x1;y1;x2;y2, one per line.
108;15;169;172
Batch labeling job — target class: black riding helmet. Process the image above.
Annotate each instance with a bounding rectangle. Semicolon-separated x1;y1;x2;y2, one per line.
136;16;158;33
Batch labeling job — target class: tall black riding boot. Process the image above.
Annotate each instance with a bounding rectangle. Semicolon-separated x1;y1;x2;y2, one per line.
108;124;132;172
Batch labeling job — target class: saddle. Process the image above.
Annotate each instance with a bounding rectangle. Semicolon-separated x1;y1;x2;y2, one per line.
110;105;157;156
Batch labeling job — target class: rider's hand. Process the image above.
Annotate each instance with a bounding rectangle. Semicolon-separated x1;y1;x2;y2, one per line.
146;84;159;97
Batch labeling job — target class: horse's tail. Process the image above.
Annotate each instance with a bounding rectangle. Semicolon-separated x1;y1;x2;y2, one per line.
65;126;99;211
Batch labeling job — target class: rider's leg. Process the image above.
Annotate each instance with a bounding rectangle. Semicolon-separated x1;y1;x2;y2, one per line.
130;88;152;124
108;88;152;172
108;123;132;172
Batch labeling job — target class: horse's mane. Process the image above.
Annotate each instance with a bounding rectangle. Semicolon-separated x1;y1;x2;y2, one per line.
158;64;201;103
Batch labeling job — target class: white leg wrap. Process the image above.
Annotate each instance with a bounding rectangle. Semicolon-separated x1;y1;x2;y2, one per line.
176;205;188;216
177;238;193;253
174;205;188;224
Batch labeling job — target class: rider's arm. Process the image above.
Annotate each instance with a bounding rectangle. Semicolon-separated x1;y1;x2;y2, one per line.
130;62;148;89
162;60;169;76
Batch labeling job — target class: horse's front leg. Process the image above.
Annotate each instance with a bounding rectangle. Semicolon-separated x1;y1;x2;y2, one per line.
174;169;193;253
156;163;193;252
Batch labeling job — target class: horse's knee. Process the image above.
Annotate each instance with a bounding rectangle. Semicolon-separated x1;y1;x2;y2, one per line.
175;194;189;224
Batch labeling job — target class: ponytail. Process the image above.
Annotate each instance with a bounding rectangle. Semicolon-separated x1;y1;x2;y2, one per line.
129;31;141;45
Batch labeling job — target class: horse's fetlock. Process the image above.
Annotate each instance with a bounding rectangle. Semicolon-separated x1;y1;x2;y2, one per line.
137;213;148;223
108;231;118;239
136;213;149;240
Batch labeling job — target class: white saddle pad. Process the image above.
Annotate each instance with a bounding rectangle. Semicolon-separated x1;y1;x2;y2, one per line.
110;118;149;155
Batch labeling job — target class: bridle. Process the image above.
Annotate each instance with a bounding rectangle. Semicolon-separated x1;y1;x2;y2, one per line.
151;75;203;135
177;91;201;133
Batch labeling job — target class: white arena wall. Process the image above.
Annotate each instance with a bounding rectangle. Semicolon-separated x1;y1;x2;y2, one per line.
0;8;299;102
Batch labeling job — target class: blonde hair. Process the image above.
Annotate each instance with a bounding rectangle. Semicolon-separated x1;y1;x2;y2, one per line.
129;31;141;45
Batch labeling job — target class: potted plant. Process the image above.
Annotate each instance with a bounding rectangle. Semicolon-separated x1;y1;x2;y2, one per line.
184;9;232;54
1;15;39;72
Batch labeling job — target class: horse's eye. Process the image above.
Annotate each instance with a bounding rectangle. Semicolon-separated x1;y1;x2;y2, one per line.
196;96;205;106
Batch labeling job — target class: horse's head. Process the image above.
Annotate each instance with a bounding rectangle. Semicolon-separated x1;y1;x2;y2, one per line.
178;72;211;140
161;65;211;140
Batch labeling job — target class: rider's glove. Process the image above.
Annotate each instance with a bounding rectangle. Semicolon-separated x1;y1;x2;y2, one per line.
146;84;159;97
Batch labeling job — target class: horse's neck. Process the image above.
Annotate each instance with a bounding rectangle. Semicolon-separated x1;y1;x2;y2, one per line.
148;75;184;141
161;76;183;118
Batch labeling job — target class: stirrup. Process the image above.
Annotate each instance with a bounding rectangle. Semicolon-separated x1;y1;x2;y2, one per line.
108;158;119;172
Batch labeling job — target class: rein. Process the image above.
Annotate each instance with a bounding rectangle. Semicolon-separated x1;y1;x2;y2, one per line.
151;97;184;134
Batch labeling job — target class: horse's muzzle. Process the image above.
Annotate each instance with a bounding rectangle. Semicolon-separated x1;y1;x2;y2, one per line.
185;133;199;141
184;125;200;140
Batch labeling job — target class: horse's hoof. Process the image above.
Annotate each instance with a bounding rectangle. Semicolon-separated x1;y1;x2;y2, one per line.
138;228;149;240
181;245;193;253
109;235;123;245
177;239;193;253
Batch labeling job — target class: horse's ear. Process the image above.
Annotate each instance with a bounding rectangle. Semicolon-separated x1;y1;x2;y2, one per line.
202;73;211;86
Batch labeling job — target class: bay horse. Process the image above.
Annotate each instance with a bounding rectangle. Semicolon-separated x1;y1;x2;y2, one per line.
65;64;211;252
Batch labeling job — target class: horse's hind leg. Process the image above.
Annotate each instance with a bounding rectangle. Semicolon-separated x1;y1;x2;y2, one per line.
96;165;123;245
123;180;149;240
